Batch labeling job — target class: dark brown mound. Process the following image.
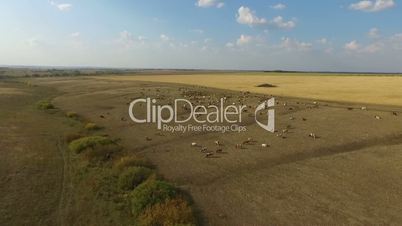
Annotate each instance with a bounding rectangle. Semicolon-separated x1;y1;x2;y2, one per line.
256;83;277;88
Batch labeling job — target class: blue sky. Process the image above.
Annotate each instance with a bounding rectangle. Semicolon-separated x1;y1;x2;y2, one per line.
1;0;402;72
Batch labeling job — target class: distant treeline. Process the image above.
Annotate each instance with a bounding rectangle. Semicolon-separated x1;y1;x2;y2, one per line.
0;68;136;78
263;70;402;75
1;66;401;78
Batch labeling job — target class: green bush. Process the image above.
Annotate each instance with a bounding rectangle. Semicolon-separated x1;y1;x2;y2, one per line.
84;122;101;130
68;136;115;154
130;180;178;217
37;100;55;110
137;197;196;226
84;143;122;162
115;156;153;170
66;111;78;118
118;167;153;191
64;133;82;143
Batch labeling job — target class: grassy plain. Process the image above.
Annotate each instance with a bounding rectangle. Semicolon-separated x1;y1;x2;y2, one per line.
30;74;402;225
2;71;402;225
0;78;196;226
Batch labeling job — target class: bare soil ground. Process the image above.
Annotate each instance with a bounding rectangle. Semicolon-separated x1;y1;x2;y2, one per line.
27;75;402;225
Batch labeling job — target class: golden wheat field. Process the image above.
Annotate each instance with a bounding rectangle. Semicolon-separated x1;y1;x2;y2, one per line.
102;73;402;106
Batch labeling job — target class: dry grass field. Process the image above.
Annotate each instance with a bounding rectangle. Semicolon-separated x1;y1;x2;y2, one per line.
29;73;402;225
0;87;27;95
102;72;402;106
2;72;402;225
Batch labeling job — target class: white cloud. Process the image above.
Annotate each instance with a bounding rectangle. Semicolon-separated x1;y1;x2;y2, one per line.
68;32;85;48
350;0;373;11
349;0;395;12
316;38;334;53
225;35;260;48
57;3;72;11
138;36;147;41
26;37;42;47
178;42;189;48
160;34;170;42
216;2;225;8
391;33;402;50
391;33;402;41
281;37;312;51
343;31;402;54
362;42;384;53
190;29;204;34
120;31;132;39
236;34;253;46
325;48;334;54
236;7;295;29
152;17;164;23
70;32;80;38
317;38;328;44
344;40;360;51
118;31;135;48
137;36;147;45
271;3;287;10
345;40;384;53
196;0;224;8
49;1;72;11
236;6;267;26
117;31;147;48
270;16;296;29
225;42;235;48
368;27;380;38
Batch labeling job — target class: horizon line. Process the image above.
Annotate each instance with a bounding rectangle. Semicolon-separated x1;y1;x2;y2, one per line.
1;64;402;75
